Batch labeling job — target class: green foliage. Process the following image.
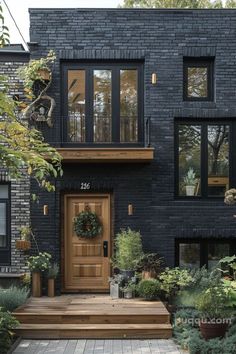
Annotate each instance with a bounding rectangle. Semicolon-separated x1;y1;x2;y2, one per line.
137;278;161;300
0;2;10;47
0;286;29;312
195;286;231;319
219;255;236;278
188;331;236;354
159;267;193;301
47;263;59;279
17;50;56;95
121;0;236;8
0;309;19;354
176;267;223;307
183;167;197;186
0;74;63;193
27;252;52;272
135;253;165;274
19;226;31;241
113;228;143;270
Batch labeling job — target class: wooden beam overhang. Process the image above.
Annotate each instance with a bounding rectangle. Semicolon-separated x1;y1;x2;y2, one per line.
57;147;154;163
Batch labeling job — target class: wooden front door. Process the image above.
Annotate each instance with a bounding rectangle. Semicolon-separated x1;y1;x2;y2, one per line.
64;194;111;292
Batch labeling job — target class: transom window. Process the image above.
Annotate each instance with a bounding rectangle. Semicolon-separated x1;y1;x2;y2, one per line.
183;58;214;101
176;121;232;198
63;63;143;145
176;239;234;270
0;184;10;265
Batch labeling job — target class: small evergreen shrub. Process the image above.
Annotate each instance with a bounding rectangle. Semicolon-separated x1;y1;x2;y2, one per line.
113;228;143;270
137;279;161;300
0;286;29;312
0;309;19;354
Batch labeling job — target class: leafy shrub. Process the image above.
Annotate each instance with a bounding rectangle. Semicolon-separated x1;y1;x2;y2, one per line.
135;253;165;275
195;286;231;320
137;279;161;300
0;309;19;354
159;267;193;302
113;228;143;270
0;286;29;312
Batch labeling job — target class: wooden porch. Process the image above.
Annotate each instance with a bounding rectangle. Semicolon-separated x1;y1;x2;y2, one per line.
13;295;172;339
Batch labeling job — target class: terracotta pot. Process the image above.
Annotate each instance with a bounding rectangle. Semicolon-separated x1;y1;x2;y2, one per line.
32;272;42;297
200;321;228;340
16;240;31;251
48;278;55;297
142;270;157;279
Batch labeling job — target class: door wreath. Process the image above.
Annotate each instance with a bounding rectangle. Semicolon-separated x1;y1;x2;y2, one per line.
74;210;102;238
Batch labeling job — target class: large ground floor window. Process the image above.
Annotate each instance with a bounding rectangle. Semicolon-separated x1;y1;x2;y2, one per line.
176;239;236;270
175;120;236;198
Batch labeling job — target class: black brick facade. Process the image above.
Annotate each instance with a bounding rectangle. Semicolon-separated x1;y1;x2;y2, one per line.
29;9;236;291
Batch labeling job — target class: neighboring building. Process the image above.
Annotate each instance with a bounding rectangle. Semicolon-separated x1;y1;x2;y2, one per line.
7;8;236;293
0;45;30;285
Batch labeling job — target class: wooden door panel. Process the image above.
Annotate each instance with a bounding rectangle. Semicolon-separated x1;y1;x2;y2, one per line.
64;194;110;291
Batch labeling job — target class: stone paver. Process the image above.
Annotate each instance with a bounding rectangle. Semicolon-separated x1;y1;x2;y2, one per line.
13;339;186;354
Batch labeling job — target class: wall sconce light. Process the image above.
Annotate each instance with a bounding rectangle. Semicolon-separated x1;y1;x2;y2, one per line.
128;204;133;216
151;73;157;85
43;205;48;216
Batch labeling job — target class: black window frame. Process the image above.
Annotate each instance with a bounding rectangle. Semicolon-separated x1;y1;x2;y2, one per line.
183;58;214;101
0;183;11;266
175;238;236;269
61;61;144;147
175;119;236;199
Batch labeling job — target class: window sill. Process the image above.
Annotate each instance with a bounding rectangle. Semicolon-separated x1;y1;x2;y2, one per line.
57;147;154;163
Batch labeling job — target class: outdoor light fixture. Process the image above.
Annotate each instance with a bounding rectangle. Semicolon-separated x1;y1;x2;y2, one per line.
151;73;157;85
128;204;133;216
43;205;49;215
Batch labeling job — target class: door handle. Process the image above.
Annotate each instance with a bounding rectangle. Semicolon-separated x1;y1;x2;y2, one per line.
103;241;108;257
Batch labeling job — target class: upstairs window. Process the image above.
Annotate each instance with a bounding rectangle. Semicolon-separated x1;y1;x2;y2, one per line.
176;121;230;198
0;184;10;265
63;63;143;145
183;58;214;101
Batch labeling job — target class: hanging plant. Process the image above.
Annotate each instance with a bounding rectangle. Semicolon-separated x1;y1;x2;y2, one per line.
74;210;102;239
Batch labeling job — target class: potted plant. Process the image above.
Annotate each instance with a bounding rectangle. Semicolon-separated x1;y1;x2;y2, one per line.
108;274;124;299
16;226;31;251
183;168;197;196
195;286;231;340
27;252;52;297
17;50;56;96
47;263;59;297
121;280;136;299
135;253;165;279
137;279;161;301
112;228;143;279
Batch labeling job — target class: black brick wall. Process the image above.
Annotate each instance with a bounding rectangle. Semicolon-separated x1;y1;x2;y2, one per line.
29;9;236;290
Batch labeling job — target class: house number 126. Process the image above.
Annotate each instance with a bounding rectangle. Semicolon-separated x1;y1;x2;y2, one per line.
80;183;91;190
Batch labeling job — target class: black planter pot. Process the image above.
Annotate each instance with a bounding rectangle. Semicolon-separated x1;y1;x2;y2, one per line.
120;269;135;280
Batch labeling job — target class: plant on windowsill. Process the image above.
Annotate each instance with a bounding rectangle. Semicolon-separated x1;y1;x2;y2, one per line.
112;228;143;280
47;263;59;297
183;167;198;196
15;226;31;251
195;285;232;340
27;252;52;297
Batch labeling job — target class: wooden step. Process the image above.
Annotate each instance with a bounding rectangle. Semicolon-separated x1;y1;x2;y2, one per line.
15;323;172;339
13;312;170;325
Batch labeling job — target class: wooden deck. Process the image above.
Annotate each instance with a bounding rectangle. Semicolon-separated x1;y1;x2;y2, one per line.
13;295;172;339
